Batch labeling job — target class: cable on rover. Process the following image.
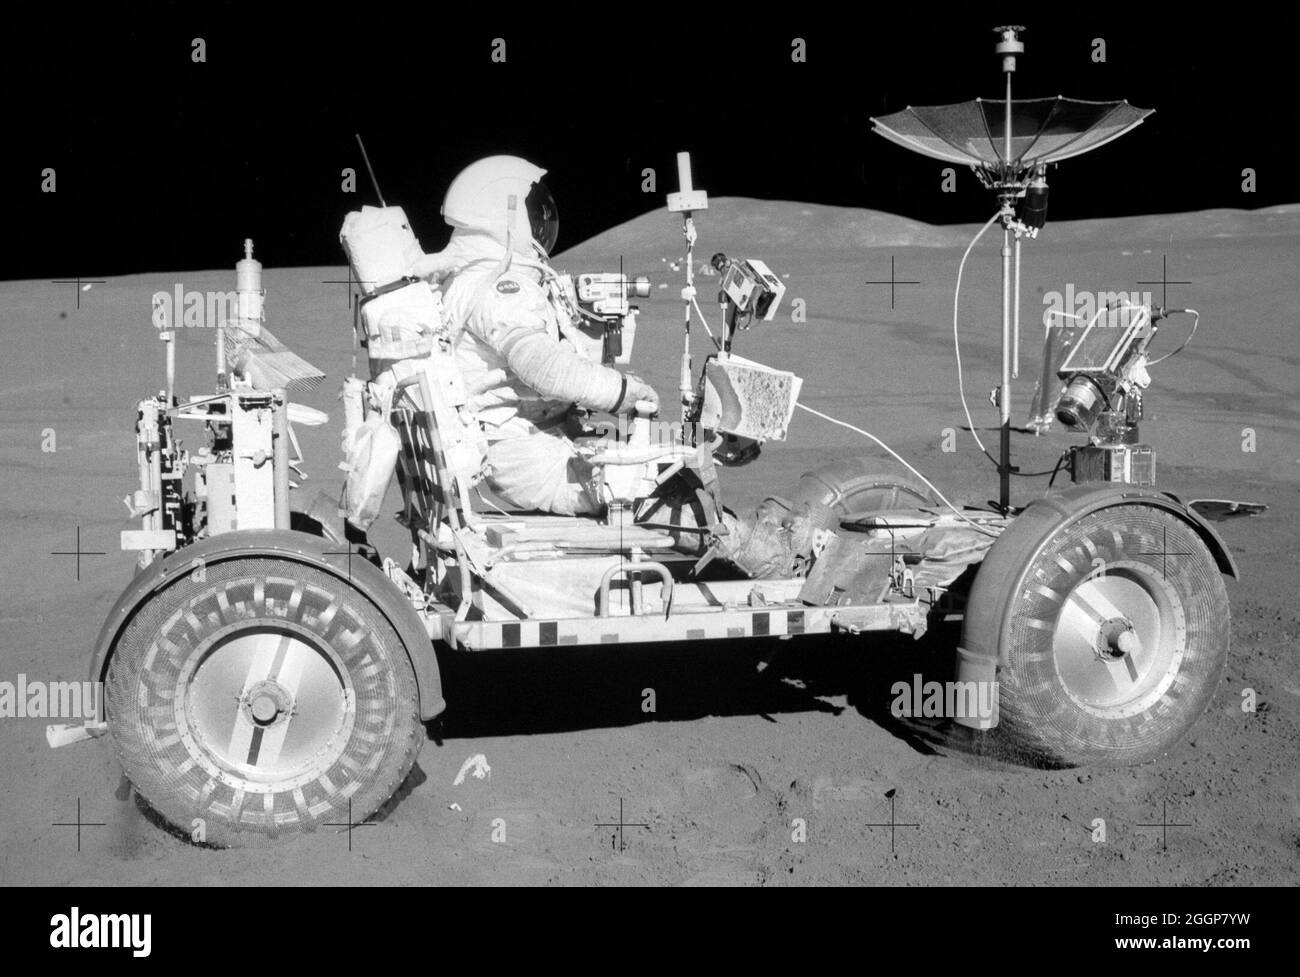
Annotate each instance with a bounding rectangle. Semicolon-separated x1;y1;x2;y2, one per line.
954;212;1003;470
690;294;722;350
687;274;1000;536
793;403;999;538
1145;308;1199;365
953;215;1105;484
1012;451;1070;479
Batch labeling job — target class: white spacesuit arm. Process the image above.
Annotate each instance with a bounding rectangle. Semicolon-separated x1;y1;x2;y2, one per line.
407;250;467;286
500;331;628;411
471;277;629;412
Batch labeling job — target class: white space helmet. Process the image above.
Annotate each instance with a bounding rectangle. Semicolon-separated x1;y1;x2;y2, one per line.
441;155;558;254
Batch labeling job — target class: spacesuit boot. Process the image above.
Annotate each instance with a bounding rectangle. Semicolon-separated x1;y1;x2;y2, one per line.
721;499;809;579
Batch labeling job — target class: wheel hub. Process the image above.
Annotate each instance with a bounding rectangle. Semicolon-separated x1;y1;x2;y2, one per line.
1095;617;1140;661
178;623;356;787
1051;564;1185;718
243;679;293;727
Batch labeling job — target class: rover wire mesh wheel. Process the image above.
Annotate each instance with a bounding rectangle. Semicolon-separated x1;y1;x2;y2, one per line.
991;505;1230;766
104;557;423;846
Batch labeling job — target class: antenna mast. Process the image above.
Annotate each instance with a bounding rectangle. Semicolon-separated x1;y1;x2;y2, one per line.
994;25;1025;510
666;152;709;424
355;133;387;207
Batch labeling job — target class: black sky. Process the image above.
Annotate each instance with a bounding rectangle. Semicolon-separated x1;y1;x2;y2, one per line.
7;10;1290;280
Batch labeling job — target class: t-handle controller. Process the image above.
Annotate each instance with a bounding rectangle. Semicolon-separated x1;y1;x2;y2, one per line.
620;398;658;449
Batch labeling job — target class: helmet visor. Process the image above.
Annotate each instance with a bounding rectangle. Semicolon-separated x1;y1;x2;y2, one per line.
526;181;559;254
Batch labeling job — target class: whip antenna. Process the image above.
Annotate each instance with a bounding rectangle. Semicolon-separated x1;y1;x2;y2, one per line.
355;133;387;207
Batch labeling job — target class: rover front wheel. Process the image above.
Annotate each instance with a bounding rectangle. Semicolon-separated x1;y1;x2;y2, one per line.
104;556;422;846
984;504;1230;766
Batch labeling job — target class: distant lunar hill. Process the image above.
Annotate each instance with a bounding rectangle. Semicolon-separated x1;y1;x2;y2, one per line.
557;198;972;256
557;198;1300;260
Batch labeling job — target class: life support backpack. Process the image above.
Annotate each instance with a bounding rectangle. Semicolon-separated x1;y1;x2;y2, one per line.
338;206;488;527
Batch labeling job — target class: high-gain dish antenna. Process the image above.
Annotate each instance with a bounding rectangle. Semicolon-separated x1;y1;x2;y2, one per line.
870;26;1153;509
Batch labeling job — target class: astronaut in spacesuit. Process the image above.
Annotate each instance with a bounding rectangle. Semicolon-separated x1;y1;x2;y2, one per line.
409;155;798;576
409;155;655;515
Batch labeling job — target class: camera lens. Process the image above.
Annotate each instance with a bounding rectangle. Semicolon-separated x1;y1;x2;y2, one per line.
1056;375;1105;429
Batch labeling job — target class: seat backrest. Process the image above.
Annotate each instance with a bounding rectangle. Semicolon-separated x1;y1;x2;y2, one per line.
390;364;481;573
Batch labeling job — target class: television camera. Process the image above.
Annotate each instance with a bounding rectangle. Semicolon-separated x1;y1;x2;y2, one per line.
711;253;787;337
555;271;651;365
1055;299;1199;486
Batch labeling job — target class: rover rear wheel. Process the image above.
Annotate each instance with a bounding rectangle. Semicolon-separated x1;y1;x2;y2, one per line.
978;504;1230;766
104;556;422;846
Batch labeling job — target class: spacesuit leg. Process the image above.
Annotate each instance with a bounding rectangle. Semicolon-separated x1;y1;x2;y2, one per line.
484;424;602;516
644;480;801;579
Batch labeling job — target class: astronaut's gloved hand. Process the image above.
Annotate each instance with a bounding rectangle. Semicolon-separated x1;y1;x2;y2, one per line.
621;374;659;414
